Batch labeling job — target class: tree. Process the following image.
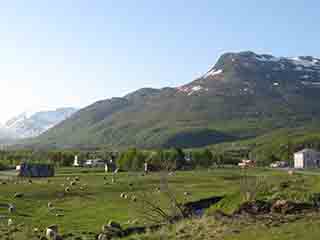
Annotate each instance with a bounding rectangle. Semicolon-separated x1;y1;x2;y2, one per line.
117;148;146;171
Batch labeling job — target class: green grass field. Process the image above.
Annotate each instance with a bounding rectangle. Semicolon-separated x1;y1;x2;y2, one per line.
1;167;320;239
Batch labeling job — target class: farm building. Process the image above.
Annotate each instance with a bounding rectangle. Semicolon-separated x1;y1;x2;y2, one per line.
17;163;55;177
294;149;320;169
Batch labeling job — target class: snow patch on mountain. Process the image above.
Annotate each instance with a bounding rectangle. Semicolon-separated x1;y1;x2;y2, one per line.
289;57;320;68
177;85;208;96
301;81;320;86
3;108;77;139
255;55;281;62
205;69;223;77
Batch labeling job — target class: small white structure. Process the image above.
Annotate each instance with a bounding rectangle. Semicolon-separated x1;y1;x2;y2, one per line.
144;162;148;173
294;149;320;169
73;155;81;167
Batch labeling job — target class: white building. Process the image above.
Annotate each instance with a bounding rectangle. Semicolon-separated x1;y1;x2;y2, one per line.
294;149;320;169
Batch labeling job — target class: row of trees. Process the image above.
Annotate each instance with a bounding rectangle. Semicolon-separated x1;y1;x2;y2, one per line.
0;150;76;167
0;147;245;170
116;148;239;171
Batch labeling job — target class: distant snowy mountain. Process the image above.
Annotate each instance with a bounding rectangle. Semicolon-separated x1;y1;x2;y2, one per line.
3;108;77;139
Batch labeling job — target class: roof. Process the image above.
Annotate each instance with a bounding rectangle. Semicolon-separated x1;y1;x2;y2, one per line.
295;148;320;154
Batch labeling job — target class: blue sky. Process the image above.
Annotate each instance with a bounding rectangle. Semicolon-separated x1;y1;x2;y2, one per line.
0;0;319;122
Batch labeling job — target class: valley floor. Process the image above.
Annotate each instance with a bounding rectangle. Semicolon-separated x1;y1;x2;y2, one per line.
1;168;320;239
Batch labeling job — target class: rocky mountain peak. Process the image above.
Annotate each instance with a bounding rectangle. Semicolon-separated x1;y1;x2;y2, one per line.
3;108;77;139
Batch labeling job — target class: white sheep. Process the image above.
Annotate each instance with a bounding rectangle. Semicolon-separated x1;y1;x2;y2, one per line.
46;225;58;240
7;218;13;226
48;202;53;208
8;204;15;214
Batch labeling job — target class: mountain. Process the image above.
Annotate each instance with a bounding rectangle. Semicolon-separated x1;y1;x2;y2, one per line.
30;51;320;149
4;108;77;139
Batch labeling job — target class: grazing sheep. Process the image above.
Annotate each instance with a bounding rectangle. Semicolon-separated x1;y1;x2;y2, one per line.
7;218;13;226
120;193;125;198
70;181;76;186
108;220;121;230
13;192;24;198
98;233;109;240
184;192;190;196
46;225;58;240
65;187;70;193
131;196;137;202
48;202;53;208
101;224;109;232
8;204;15;214
74;176;80;181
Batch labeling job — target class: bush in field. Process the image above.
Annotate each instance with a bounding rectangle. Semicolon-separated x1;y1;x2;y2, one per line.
190;149;213;168
0;162;6;170
239;169;271;202
117;148;147;171
162;148;186;171
158;148;187;171
117;148;187;171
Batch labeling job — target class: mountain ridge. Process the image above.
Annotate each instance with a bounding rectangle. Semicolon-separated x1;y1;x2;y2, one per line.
26;51;320;149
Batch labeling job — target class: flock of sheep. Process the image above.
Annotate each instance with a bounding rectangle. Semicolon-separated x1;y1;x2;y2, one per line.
0;169;183;240
0;171;140;240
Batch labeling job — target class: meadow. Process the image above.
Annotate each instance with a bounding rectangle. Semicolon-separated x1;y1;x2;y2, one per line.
1;167;320;239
